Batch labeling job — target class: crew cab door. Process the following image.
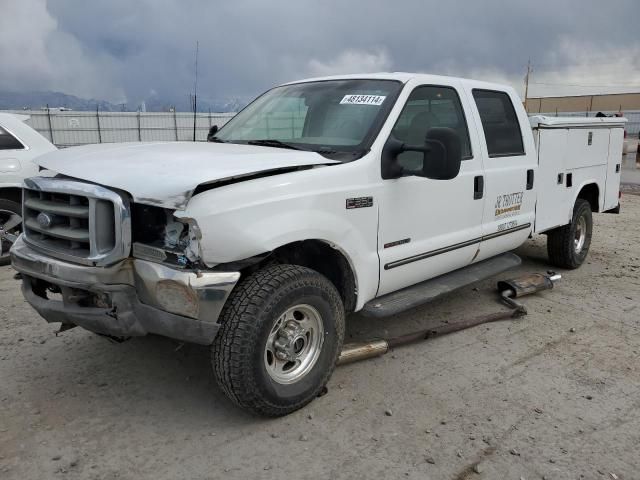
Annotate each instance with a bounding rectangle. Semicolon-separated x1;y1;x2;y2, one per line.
377;82;486;296
465;88;537;261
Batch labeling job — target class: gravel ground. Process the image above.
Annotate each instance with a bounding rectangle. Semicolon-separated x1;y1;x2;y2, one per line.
1;196;639;480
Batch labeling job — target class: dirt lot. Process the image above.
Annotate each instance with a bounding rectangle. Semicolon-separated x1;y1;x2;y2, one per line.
1;196;639;480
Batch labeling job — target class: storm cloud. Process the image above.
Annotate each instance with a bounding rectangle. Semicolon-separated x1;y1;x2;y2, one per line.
1;0;639;106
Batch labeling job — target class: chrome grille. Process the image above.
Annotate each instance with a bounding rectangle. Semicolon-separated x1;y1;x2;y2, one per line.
22;177;130;266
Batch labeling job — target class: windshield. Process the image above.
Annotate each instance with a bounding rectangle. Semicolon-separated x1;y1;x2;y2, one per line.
214;79;402;160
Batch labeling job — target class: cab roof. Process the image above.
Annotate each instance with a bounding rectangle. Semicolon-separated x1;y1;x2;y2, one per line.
282;72;514;93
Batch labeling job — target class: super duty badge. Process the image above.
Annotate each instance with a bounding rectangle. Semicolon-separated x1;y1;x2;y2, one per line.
346;197;373;209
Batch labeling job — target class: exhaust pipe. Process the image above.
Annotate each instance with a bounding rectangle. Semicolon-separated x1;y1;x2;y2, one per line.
338;340;389;365
498;271;561;314
337;271;561;366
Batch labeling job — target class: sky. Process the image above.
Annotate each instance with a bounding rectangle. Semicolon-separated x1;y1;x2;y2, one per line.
1;0;639;107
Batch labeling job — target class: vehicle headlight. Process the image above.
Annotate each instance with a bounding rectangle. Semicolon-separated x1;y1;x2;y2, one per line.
130;203;202;267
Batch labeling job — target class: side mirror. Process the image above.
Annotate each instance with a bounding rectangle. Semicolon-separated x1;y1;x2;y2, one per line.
381;127;462;180
207;125;219;142
421;127;462;180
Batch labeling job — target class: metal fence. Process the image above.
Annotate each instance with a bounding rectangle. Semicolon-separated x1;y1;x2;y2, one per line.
4;108;639;149
2;110;235;148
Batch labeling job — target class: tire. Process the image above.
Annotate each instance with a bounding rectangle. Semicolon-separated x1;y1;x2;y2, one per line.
547;198;593;269
0;199;22;266
212;264;345;416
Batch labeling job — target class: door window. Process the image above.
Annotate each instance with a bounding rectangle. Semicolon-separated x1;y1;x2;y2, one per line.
472;89;525;157
390;86;472;170
0;126;24;150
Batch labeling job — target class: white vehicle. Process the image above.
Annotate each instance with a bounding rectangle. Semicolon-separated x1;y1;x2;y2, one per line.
9;73;624;416
0;113;56;264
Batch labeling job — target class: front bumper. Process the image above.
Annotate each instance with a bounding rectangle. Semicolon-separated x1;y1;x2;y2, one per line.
10;236;240;345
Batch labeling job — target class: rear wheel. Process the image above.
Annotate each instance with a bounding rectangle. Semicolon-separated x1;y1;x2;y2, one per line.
212;264;345;416
547;198;593;269
0;199;22;266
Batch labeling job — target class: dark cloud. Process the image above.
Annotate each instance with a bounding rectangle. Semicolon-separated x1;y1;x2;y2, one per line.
2;0;638;105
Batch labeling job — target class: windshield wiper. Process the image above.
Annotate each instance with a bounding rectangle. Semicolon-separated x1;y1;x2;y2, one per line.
208;136;226;143
247;139;302;150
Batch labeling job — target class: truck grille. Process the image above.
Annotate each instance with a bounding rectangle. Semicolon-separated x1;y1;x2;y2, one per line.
22;177;131;266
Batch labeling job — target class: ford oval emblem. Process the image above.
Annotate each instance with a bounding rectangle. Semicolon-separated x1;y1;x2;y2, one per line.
36;212;53;229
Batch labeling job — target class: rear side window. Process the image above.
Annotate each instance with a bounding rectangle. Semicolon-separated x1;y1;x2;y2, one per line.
472;89;524;157
0;126;24;150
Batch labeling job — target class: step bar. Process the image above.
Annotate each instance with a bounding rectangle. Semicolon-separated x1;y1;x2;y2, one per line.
362;253;522;318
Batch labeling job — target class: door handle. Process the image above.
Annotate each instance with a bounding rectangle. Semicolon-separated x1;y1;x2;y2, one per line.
473;175;484;200
526;169;534;190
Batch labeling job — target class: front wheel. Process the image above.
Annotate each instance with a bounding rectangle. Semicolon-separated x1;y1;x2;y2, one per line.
212;264;345;416
547;198;593;269
0;199;22;266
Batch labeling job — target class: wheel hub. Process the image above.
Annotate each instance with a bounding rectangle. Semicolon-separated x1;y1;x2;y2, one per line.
574;215;587;254
273;321;308;361
264;304;324;384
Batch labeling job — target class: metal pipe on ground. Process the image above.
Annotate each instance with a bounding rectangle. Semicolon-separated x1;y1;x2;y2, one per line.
337;271;561;366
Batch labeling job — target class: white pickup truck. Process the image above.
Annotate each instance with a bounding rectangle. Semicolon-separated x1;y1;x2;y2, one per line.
8;73;624;416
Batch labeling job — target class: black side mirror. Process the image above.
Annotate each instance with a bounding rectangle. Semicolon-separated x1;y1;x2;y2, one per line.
207;125;219;142
421;127;462;180
381;127;462;180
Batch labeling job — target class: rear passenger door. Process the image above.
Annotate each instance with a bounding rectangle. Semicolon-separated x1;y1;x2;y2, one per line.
467;88;537;261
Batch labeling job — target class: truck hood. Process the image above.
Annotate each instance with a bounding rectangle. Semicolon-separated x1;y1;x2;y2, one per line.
36;142;337;209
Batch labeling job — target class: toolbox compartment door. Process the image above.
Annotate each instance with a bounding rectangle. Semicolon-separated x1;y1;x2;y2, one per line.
533;127;571;232
603;127;624;211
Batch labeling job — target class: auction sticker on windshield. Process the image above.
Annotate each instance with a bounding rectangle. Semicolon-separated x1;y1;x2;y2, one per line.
340;94;386;106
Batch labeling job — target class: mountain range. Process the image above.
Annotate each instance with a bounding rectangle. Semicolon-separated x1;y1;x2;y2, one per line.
0;90;246;113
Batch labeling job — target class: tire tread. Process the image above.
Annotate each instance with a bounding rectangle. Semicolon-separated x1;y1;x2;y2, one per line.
212;264;344;416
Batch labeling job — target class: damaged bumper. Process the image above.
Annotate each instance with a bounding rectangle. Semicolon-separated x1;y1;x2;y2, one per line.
10;236;240;345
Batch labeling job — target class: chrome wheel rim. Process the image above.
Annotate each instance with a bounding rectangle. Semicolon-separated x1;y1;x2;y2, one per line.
574;215;587;254
264;304;324;384
0;209;22;259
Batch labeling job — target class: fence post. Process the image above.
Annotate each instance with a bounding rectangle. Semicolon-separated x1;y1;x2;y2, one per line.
173;108;179;141
46;104;54;145
137;111;142;141
96;106;102;143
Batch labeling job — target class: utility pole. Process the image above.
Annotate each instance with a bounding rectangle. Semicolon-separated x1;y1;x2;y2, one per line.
524;59;532;112
96;104;102;144
193;41;199;142
46;104;54;144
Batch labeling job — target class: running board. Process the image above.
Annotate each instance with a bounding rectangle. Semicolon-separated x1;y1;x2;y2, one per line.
361;253;522;318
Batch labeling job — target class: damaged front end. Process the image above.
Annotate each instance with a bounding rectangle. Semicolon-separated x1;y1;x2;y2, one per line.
11;199;240;345
130;203;204;269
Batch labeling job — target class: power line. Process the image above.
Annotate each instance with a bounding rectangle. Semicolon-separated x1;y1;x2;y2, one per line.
193;40;199;142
